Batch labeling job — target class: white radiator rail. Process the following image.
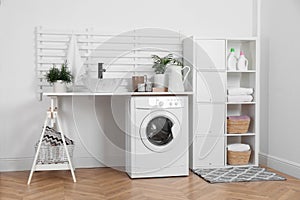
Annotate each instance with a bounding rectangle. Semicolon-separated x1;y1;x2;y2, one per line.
36;27;183;100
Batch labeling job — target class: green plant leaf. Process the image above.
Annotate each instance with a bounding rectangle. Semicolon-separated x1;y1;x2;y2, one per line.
45;60;73;84
151;53;183;74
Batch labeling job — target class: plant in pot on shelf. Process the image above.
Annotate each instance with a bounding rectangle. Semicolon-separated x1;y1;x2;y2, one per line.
45;61;73;93
151;54;175;89
152;53;189;92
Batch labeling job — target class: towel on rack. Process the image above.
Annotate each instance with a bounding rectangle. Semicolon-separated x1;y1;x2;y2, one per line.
41;126;74;146
228;87;254;95
66;35;85;84
227;95;253;102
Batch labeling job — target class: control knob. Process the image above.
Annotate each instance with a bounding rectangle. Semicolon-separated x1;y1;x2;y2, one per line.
158;101;164;107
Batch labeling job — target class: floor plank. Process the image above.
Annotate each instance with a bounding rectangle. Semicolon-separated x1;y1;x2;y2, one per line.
0;167;299;200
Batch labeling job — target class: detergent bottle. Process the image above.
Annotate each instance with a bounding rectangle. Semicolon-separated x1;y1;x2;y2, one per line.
237;50;249;71
227;48;237;70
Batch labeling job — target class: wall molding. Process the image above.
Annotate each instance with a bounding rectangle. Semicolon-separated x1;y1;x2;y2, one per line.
259;153;300;179
0;156;124;172
3;153;300;179
0;157;33;172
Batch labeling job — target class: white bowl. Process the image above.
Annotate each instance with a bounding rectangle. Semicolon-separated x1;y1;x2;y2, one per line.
83;78;122;93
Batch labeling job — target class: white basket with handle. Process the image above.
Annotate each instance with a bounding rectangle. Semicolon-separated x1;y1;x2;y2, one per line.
35;126;74;164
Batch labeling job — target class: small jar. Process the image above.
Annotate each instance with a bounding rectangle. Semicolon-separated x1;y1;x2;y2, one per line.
137;83;146;92
145;82;152;92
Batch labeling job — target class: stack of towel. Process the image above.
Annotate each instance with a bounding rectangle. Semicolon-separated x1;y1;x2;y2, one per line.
227;87;254;102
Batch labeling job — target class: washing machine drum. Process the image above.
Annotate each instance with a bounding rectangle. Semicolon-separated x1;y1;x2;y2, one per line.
147;117;174;146
140;110;181;152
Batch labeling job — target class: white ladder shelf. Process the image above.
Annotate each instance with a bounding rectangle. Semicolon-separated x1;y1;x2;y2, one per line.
27;96;76;185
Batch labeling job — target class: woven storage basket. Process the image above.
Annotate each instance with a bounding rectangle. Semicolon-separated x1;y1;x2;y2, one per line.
227;150;251;165
35;143;74;164
227;116;250;134
35;126;74;164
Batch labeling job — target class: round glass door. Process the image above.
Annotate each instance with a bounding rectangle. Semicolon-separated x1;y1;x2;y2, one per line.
146;117;174;146
140;111;181;152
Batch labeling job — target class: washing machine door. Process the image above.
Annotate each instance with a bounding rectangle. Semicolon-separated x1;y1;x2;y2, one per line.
140;110;181;152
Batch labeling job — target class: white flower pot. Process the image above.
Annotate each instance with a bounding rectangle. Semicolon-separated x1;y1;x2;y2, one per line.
154;74;168;88
53;80;67;93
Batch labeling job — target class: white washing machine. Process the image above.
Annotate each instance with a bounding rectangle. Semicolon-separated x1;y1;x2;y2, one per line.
126;96;189;178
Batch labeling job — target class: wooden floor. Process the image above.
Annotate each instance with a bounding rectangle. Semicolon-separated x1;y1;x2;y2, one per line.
0;167;299;200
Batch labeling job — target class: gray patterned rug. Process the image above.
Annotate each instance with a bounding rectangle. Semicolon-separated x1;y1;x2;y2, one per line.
192;166;286;184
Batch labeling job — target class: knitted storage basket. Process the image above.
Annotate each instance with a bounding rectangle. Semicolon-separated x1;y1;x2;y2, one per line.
227;115;250;134
227;150;251;165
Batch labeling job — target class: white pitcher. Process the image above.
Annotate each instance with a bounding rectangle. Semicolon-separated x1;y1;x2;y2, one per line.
166;65;190;92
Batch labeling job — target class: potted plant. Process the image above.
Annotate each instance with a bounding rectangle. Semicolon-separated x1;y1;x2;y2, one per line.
45;60;73;92
151;54;183;88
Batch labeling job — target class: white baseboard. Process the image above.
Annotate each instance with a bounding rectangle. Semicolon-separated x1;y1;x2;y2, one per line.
258;152;268;166
259;153;300;179
0;156;125;172
74;156;125;169
0;157;33;172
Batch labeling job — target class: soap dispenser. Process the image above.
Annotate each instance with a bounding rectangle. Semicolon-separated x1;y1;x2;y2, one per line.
237;51;249;71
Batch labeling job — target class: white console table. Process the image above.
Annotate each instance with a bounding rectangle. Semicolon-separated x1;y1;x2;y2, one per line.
28;91;193;184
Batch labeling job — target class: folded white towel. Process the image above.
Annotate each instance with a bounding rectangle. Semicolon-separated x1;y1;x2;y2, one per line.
228;87;254;95
67;35;85;84
228;143;250;152
227;95;253;102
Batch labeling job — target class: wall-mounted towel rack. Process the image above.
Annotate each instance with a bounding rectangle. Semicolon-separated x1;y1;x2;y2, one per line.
36;27;184;100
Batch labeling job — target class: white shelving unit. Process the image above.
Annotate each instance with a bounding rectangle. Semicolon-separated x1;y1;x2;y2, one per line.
226;39;259;167
183;37;259;169
184;37;226;169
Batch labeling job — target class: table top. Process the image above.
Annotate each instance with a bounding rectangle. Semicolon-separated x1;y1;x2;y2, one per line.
43;92;193;96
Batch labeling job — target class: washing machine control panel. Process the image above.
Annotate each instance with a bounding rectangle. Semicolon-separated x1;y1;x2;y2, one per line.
149;97;183;108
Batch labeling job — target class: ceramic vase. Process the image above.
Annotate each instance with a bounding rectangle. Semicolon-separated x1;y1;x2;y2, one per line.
53;80;67;93
154;74;168;88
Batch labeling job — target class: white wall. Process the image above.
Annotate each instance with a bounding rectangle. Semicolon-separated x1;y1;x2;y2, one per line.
0;0;255;171
261;0;300;178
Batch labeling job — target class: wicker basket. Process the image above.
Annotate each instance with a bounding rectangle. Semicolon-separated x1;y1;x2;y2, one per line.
35;143;74;164
227;150;251;165
227;116;250;134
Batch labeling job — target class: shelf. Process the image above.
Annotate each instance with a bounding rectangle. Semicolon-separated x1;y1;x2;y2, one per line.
227;72;256;90
227;104;256;133
227;102;256;105
189;38;258;169
225;37;257;41
227;70;256;73
131;92;194;96
194;37;257;41
43;91;194;97
197;69;226;72
225;133;255;136
226;136;256;165
225;163;257;168
35;163;72;171
227;40;256;71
